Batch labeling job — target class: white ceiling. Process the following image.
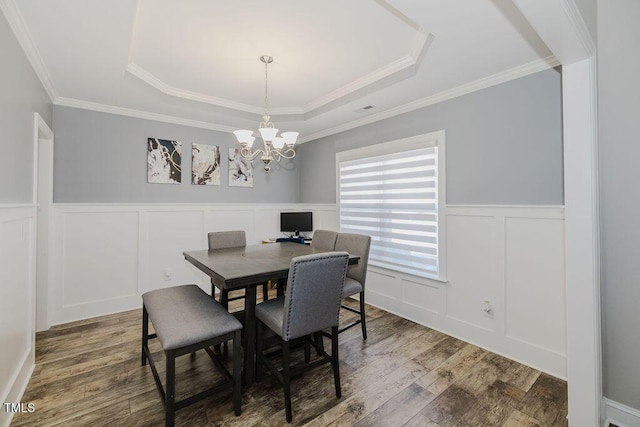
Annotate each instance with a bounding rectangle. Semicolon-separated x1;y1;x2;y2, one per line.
7;0;555;142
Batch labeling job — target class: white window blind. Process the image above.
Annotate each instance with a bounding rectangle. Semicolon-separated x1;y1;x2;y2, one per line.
339;146;439;278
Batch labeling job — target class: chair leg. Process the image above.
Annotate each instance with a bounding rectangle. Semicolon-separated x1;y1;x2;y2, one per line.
165;350;176;427
256;320;264;383
233;330;242;416
313;331;325;356
283;341;292;423
359;291;367;341
331;326;342;399
262;283;269;302
142;306;148;366
304;335;311;363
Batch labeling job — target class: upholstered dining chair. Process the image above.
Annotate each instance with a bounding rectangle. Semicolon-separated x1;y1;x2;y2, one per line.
334;232;371;340
207;230;269;306
255;252;349;423
311;229;338;252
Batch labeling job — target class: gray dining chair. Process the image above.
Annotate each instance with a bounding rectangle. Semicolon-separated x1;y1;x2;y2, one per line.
334;232;371;340
207;230;269;306
311;229;338;252
255;251;349;423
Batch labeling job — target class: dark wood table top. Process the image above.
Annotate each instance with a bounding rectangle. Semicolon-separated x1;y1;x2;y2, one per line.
184;242;359;290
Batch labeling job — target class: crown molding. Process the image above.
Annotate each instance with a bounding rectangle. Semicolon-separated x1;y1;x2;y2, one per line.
299;55;560;143
300;2;430;114
58;55;559;142
302;30;430;113
0;0;58;102
125;0;429;117
54;97;237;133
512;0;594;64
126;63;289;115
560;0;595;55
127;34;429;118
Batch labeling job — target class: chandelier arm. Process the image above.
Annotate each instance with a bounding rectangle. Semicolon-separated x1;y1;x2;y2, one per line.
240;147;264;162
271;147;296;161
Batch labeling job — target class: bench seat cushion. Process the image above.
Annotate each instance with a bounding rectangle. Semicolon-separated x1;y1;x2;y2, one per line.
143;285;242;351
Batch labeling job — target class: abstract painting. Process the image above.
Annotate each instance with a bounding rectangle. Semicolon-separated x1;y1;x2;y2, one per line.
192;143;221;185
228;148;253;187
147;138;182;184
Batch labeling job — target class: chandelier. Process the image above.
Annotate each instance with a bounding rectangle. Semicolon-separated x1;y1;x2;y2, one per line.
233;55;298;173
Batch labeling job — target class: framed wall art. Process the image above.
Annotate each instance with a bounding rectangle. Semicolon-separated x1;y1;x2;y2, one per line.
192;143;221;185
147;138;182;184
228;148;253;187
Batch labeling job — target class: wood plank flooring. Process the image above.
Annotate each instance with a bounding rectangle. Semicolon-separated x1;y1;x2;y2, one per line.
13;293;568;426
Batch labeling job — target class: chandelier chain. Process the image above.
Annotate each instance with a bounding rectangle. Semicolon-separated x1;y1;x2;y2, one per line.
264;59;269;117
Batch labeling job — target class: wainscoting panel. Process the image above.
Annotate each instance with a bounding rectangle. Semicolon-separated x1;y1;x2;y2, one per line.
0;205;36;427
504;217;566;355
47;203;566;378
49;204;336;325
367;268;399;301
445;214;499;332
362;205;567;378
142;210;205;295
60;211;139;307
402;278;442;315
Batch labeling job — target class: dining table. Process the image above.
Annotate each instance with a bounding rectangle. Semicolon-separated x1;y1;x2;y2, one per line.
183;241;359;386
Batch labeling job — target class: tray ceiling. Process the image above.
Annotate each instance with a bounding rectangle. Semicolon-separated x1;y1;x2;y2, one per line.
6;0;554;141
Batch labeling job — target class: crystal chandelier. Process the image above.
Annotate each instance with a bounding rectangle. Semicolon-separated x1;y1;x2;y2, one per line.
233;55;298;173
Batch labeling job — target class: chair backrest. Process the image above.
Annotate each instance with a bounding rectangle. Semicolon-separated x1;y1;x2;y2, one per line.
282;252;349;341
312;230;338;252
334;233;371;287
208;230;246;250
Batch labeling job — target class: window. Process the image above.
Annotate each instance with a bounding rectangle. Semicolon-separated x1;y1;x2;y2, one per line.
337;131;445;279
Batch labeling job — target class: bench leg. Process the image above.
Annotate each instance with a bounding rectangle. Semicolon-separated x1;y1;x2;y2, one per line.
233;330;242;416
165;350;176;427
256;320;264;383
142;306;148;366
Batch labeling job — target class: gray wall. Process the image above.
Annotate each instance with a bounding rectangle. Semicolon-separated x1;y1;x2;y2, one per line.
52;106;300;203
598;0;640;411
298;68;563;205
0;12;52;203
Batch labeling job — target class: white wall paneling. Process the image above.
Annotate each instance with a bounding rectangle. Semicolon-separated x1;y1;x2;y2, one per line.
366;205;567;379
49;203;336;325
47;203;565;379
604;398;640;427
0;205;36;427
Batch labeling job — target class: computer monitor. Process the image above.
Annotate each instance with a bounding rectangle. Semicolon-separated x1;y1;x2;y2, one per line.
280;212;313;237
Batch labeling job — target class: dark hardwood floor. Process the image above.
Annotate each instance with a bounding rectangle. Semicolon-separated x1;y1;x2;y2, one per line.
13;292;567;426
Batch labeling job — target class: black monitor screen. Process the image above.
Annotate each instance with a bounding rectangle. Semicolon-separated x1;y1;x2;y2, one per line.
280;212;313;234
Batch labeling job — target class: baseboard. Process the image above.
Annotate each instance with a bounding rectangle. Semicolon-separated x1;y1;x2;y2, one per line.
0;349;34;427
605;398;640;427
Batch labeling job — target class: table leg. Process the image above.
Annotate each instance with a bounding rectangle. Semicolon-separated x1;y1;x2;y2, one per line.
243;285;257;386
277;278;286;297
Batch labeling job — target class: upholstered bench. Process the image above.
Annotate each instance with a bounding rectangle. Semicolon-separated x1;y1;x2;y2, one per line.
141;284;242;427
